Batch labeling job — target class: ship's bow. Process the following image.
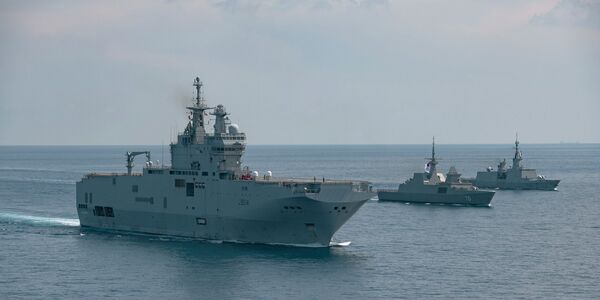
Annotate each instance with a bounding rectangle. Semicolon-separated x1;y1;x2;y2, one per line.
301;183;374;246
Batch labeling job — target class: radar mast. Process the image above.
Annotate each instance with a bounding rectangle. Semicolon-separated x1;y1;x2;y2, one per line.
425;136;439;181
185;77;212;144
431;136;437;163
513;132;522;169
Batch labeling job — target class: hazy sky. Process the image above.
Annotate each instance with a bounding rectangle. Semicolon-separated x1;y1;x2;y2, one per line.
1;0;599;145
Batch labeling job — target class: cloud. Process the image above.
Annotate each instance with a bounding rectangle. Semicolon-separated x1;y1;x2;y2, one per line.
531;0;600;28
0;2;131;37
1;0;598;144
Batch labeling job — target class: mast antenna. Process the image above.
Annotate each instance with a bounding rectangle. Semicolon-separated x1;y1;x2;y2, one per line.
425;136;440;162
432;136;436;161
194;77;203;105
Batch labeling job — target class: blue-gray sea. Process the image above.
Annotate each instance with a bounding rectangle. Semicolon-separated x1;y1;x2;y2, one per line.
1;144;599;299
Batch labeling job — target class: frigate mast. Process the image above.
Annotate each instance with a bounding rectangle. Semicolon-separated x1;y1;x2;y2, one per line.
513;132;522;169
426;136;439;181
430;137;437;164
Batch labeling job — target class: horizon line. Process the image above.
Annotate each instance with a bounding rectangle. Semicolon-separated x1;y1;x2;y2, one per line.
0;142;598;147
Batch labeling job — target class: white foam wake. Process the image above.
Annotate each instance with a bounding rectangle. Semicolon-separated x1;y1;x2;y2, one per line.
0;212;80;227
330;241;352;247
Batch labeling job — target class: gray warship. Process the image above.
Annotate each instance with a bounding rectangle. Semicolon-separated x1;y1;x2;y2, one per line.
76;77;374;247
471;136;560;191
378;138;495;206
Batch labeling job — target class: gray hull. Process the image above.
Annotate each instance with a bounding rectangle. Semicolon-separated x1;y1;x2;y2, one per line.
474;177;560;191
79;198;367;247
77;175;372;247
377;190;494;207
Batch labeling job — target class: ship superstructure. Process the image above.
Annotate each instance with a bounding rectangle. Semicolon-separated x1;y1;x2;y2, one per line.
76;77;373;247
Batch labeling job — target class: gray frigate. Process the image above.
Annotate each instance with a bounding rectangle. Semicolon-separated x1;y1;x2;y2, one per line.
470;136;560;191
75;77;374;247
378;138;495;206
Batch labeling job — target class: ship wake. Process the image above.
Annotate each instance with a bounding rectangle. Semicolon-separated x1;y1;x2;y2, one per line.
0;212;80;227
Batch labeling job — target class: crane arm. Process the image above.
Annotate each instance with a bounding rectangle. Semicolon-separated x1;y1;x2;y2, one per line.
126;151;151;175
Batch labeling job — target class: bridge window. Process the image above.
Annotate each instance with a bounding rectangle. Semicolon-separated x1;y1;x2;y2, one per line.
437;187;448;194
132;185;139;193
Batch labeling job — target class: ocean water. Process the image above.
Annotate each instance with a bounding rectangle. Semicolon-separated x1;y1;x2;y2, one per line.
1;144;599;299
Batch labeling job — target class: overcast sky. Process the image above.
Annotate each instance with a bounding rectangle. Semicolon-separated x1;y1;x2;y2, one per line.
1;0;598;145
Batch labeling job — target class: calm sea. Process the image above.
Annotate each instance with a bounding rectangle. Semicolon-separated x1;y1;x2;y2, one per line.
1;144;599;299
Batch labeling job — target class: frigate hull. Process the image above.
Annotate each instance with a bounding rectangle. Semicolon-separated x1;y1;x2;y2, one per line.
473;171;560;191
377;189;494;206
475;178;560;191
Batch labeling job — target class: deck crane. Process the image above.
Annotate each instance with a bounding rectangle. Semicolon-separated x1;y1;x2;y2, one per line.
126;151;151;175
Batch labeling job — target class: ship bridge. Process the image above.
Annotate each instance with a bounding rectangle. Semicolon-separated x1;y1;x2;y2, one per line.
169;77;246;177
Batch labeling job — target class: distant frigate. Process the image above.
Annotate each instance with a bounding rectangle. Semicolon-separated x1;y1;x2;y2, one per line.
76;77;374;247
470;135;560;191
378;138;495;206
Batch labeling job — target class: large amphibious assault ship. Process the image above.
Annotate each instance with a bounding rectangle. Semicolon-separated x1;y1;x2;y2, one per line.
76;77;373;247
378;138;495;206
470;136;560;191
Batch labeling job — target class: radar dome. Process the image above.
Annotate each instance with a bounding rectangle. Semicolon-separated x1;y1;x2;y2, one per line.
228;124;240;134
